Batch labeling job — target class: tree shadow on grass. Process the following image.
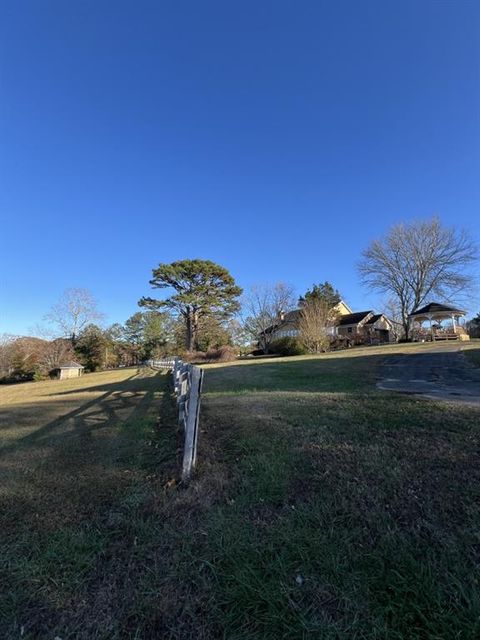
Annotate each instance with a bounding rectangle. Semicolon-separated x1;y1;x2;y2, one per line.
42;368;149;396
0;371;181;639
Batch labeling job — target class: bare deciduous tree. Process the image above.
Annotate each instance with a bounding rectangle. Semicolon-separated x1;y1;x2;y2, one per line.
45;288;104;345
0;334;75;379
358;217;478;339
38;339;75;372
381;297;405;342
298;298;335;353
467;312;480;338
243;282;296;353
1;336;45;378
0;334;16;377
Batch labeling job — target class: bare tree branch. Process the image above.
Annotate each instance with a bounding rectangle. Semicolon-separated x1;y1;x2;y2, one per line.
242;282;296;352
358;217;478;339
45;288;104;344
298;299;335;353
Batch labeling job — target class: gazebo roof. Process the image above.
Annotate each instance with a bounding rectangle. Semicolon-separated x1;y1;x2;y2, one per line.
409;302;465;319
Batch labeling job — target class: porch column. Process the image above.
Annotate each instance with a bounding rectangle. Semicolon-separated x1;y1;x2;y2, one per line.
428;314;434;341
451;314;457;333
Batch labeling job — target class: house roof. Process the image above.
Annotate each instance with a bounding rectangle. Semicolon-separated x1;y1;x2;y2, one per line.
264;310;298;334
58;361;84;369
283;310;300;323
337;311;372;326
337;300;353;314
365;313;384;325
273;300;354;329
265;304;387;336
409;302;465;317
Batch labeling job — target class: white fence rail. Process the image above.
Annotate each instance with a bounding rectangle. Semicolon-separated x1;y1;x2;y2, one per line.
148;358;204;481
146;358;177;369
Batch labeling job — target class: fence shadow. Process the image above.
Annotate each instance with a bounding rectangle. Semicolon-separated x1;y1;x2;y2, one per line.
0;371;168;461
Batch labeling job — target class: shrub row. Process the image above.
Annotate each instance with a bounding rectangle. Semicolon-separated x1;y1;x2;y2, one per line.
268;337;306;356
181;345;237;363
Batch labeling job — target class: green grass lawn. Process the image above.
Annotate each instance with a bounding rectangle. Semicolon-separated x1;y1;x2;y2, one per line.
0;368;180;639
1;346;479;639
191;346;480;639
463;341;480;368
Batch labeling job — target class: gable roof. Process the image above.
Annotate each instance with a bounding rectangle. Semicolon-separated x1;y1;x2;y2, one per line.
337;311;372;326
58;361;84;369
282;310;300;323
365;313;394;328
266;300;349;334
336;300;353;314
265;304;385;335
365;313;383;325
409;302;465;317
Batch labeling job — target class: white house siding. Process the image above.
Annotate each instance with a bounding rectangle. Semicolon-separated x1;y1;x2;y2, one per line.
369;318;394;342
371;318;390;331
273;329;300;339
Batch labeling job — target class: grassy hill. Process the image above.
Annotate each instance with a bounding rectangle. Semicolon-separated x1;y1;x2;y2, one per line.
194;344;480;639
1;344;479;639
0;368;178;639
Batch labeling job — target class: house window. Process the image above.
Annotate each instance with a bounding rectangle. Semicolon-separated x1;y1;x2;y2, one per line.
347;327;353;333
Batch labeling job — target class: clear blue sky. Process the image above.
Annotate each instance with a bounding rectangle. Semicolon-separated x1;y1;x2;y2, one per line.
1;0;479;335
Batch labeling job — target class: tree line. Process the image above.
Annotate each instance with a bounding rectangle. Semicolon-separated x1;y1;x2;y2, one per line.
1;217;478;382
0;295;243;382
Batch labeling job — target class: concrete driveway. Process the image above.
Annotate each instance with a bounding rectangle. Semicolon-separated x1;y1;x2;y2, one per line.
377;345;480;403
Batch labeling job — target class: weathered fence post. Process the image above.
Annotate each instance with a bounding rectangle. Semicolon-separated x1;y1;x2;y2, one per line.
178;366;190;429
181;366;204;481
147;357;204;482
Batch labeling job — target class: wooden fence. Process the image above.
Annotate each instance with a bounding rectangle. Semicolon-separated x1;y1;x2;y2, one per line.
147;358;204;481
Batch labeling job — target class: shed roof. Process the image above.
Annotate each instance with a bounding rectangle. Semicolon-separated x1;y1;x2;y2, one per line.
409;302;465;318
58;361;84;369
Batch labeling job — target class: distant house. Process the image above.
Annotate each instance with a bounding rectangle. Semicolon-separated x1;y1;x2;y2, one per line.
336;311;394;343
268;301;394;345
52;361;85;380
272;300;353;339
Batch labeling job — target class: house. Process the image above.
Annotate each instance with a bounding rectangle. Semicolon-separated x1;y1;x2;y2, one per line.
272;300;353;339
52;361;85;380
268;301;394;345
336;311;394;343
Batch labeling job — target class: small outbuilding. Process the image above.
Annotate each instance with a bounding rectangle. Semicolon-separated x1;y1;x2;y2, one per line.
408;302;469;341
52;361;85;380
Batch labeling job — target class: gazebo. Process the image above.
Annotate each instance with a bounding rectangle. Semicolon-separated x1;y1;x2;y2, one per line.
408;302;469;341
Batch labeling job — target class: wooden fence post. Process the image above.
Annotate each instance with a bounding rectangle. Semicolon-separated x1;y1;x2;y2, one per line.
191;368;204;470
150;357;203;481
178;367;189;429
182;366;204;481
